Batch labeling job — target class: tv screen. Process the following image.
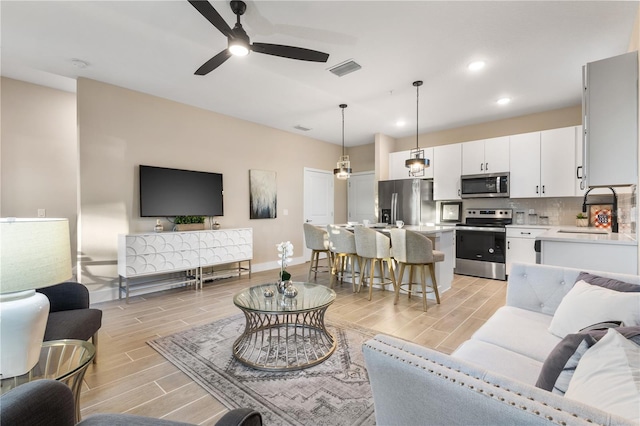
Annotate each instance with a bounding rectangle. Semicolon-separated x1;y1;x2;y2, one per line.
139;165;223;217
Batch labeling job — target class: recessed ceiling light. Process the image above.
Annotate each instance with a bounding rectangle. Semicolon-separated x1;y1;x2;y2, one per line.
496;97;511;105
396;120;406;127
468;61;486;71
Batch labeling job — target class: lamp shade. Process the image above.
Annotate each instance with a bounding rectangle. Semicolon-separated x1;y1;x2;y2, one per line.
0;218;72;293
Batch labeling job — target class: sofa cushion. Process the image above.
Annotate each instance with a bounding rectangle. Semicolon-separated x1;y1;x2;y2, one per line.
565;328;640;423
577;272;640;293
453;339;543;384
548;280;640;338
468;306;561;362
536;326;640;395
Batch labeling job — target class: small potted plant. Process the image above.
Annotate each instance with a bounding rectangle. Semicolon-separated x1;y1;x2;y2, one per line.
174;216;206;231
576;213;589;227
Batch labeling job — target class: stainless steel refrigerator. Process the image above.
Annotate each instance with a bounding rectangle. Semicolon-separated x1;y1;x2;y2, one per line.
378;179;436;225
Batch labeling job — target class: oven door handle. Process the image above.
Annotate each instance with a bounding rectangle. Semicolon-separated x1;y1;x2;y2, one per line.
455;226;506;233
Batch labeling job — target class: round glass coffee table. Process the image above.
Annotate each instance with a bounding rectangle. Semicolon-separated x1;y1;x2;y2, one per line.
233;282;336;371
0;339;95;422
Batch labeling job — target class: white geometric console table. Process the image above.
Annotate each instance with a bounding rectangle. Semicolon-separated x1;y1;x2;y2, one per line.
118;228;253;302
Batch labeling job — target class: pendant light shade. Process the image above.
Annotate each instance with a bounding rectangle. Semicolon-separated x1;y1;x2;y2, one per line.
334;104;352;180
405;80;430;176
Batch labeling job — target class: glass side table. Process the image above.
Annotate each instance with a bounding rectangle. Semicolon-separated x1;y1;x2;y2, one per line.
0;339;95;422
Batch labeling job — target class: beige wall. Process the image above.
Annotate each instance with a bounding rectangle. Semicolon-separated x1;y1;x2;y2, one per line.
394;105;582;151
0;77;79;266
76;78;346;300
347;143;375;173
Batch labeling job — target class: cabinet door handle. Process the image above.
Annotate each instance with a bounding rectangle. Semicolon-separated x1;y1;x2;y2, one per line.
576;166;583;179
507;241;510;249
536;185;539;194
485;162;489;171
542;185;545;194
480;163;483;171
521;232;531;235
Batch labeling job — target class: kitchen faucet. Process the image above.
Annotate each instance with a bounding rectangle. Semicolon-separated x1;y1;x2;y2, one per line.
582;187;618;233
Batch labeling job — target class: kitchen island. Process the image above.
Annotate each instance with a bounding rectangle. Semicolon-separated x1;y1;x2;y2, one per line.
340;224;456;296
536;227;638;274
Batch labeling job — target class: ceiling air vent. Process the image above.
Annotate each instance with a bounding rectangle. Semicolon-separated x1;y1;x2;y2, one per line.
293;125;312;131
328;59;361;77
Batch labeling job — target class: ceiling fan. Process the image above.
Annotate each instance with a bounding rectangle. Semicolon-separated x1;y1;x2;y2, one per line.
188;0;330;75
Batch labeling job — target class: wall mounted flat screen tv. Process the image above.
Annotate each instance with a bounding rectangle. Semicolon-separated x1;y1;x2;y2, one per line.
139;165;223;217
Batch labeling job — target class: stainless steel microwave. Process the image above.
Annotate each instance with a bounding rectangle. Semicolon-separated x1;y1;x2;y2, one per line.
460;173;509;198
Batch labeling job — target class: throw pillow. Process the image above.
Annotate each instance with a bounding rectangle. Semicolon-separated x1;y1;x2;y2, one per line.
548;280;640;338
577;271;640;293
535;326;640;394
565;329;640;423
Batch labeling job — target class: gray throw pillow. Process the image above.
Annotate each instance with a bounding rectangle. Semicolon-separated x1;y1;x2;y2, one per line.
536;326;640;394
577;271;640;292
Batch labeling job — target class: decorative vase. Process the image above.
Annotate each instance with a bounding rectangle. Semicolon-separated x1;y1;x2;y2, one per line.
277;279;290;294
283;284;298;298
576;218;589;227
263;287;274;298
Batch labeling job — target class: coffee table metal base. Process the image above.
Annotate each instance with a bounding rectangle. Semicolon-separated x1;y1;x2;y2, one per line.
233;306;336;371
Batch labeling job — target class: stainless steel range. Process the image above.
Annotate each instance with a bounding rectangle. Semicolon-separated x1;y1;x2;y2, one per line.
454;209;512;281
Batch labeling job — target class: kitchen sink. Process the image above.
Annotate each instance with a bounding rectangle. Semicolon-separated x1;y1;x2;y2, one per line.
556;229;609;235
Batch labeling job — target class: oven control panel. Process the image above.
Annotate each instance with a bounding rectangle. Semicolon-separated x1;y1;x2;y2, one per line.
464;209;512;219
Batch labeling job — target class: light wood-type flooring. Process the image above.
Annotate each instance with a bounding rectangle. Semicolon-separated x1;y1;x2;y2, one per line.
79;261;507;424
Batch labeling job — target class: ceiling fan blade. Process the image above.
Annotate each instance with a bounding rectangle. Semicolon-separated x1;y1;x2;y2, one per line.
195;50;232;75
251;43;329;63
188;0;234;39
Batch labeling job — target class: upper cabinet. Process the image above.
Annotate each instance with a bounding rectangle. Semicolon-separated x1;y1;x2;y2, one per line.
433;143;461;200
583;51;638;187
461;136;509;175
510;127;576;198
389;148;433;180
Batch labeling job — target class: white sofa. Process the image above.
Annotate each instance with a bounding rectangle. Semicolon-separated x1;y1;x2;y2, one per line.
362;263;639;425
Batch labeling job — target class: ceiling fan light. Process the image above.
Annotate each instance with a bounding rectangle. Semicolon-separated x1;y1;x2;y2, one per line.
229;39;249;56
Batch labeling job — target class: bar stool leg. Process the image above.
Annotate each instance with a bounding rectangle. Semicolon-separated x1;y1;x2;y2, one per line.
429;262;441;304
368;258;377;301
420;264;428;312
408;265;416;299
394;262;405;305
357;257;369;293
350;254;359;293
387;258;397;293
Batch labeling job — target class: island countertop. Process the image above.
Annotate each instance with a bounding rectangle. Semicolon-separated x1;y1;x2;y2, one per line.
535;226;637;246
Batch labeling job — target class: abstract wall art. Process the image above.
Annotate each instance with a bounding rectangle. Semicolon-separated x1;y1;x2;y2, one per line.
249;169;277;219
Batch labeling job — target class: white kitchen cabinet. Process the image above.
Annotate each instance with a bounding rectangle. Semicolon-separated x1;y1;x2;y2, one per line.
433;143;461;200
509;127;575;198
574;125;586;196
461;137;509;175
540;127;576;197
506;227;548;275
509;132;541;198
389;148;433;180
583;51;638;188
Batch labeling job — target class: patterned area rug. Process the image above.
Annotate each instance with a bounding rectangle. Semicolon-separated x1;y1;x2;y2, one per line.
148;314;376;425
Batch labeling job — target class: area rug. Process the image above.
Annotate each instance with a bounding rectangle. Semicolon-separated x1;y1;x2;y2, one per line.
147;314;377;426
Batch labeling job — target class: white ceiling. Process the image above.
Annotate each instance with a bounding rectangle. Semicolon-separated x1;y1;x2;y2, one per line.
1;1;637;146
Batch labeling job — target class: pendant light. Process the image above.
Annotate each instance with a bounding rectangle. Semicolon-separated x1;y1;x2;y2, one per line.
405;80;429;176
334;104;352;180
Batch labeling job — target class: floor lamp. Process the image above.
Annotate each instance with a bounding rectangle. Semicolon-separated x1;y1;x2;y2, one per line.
0;218;72;378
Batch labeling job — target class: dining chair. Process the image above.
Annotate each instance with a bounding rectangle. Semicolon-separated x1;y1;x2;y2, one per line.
390;229;444;311
303;223;332;281
327;224;360;292
354;226;396;300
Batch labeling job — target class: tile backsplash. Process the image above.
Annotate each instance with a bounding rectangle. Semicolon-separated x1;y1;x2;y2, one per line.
445;186;636;236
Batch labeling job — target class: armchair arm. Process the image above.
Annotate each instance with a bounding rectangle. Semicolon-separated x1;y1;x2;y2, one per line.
0;380;75;426
37;281;90;312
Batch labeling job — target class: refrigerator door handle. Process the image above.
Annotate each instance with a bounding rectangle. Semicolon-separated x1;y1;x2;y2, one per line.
391;193;397;224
